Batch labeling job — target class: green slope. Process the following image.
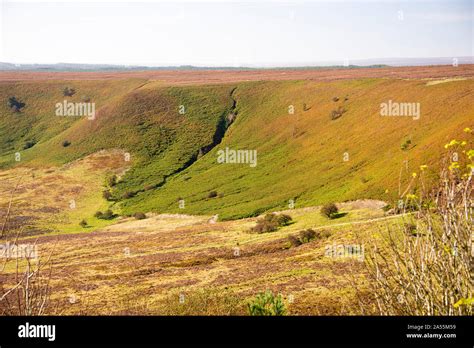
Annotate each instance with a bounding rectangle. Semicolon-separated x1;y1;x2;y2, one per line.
0;78;472;221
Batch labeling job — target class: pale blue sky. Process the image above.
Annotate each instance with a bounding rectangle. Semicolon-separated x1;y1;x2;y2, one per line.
0;0;472;66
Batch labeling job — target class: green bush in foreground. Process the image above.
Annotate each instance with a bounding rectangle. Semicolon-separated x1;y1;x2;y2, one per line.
248;290;286;316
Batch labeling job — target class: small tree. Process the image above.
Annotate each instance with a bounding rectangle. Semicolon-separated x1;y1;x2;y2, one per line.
320;203;338;219
79;219;88;228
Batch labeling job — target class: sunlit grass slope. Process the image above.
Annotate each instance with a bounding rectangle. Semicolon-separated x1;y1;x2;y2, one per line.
120;79;473;219
1;78;472;221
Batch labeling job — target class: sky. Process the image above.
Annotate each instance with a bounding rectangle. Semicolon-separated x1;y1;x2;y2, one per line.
0;0;472;67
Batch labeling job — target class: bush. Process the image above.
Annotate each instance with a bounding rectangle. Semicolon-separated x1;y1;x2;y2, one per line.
101;210;115;220
102;190;113;201
63;87;76;97
251;213;293;233
23;140;36;150
79;219;88;228
299;229;317;243
275;214;292;226
107;175;117;187
62;140;71;147
251;220;278;233
248;290;286;316
8;96;25;111
362;141;473;315
332;96;339;102
208;191;218;198
133;212;146;220
330;106;347;120
95;210;115;220
94;211;103;219
401;139;412;151
287;234;302;247
320;203;338;219
122;191;136;199
288;229;330;247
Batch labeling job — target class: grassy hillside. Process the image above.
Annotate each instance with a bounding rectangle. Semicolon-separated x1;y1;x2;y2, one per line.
118;79;474;219
1;78;472;222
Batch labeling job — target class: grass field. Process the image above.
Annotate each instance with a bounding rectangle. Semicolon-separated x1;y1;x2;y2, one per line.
2;200;398;315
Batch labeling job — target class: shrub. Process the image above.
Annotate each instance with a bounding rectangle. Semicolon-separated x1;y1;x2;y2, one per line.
320;203;338;219
23;140;36;150
332;96;339;102
299;229;317;243
330;106;347;120
63;87;76;97
122;191;135;199
251;220;278;233
79;219;88;228
362;143;473;315
133;212;146;220
248;291;286;316
251;213;293;233
208;191;218;198
62;140;71;147
95;210;115;220
288;229;330;248
287;234;302;247
401;139;412;151
102;190;113;201
107;175;117;187
101;209;115;220
8;96;25;111
275;214;292;226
